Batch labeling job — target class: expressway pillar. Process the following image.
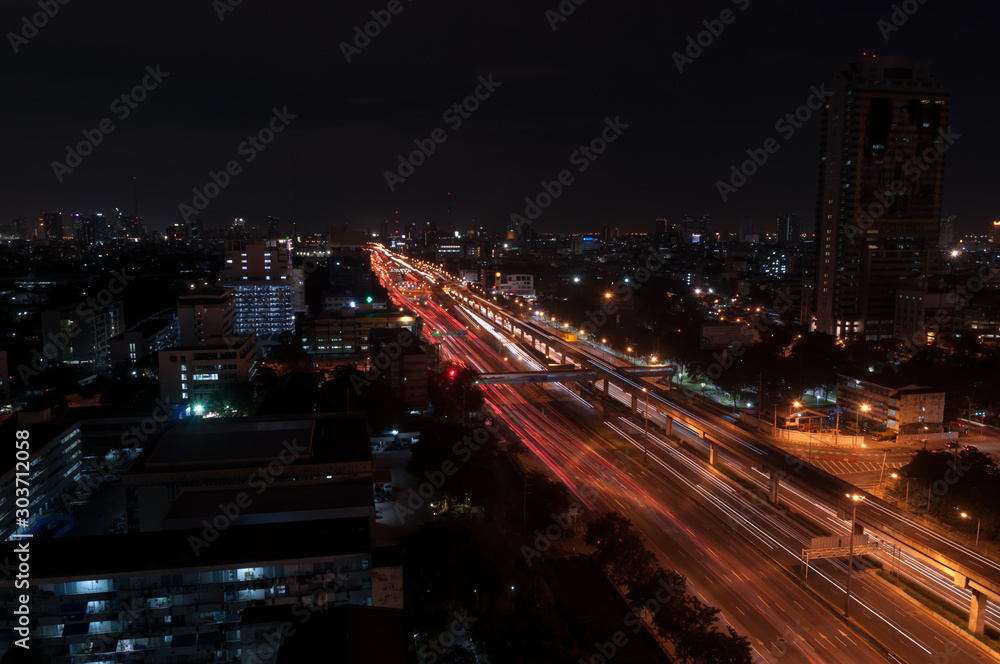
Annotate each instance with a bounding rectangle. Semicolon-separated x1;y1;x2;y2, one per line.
969;590;988;635
664;416;672;437
631;394;639;416
768;472;779;504
708;436;718;465
603;379;609;396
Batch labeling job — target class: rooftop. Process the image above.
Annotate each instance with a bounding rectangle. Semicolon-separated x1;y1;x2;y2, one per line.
163;479;374;527
837;372;939;392
178;286;233;302
12;517;370;583
130;413;371;475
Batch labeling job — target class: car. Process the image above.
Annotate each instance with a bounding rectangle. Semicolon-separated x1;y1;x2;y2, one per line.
944;442;958;449
963;444;979;452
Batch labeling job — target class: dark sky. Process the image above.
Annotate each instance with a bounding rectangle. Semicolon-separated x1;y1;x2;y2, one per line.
4;0;999;237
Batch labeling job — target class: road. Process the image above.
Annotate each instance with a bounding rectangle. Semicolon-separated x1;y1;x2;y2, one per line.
374;247;999;663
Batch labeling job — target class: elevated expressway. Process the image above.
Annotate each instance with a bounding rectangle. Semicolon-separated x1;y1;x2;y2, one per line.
451;288;1000;635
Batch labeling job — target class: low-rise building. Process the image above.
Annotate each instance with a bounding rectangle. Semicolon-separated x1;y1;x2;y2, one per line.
123;413;373;533
0;418;82;540
0;517;373;663
494;273;535;298
177;287;235;346
301;311;420;359
837;373;946;434
157;335;258;405
40;300;124;370
0;349;8;402
110;309;179;367
369;328;428;412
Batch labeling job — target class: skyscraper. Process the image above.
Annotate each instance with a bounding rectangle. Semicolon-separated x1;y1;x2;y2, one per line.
939;215;956;249
776;214;800;243
680;214;695;243
266;215;281;239
699;214;712;243
40;212;63;241
813;56;948;340
12;217;27;239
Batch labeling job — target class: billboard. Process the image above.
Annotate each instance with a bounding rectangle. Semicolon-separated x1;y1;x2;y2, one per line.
700;324;754;349
858;95;946;220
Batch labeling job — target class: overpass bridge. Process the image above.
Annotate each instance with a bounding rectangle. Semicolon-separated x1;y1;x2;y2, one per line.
451;288;1000;633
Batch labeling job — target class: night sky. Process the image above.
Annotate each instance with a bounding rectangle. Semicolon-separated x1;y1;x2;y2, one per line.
5;0;999;236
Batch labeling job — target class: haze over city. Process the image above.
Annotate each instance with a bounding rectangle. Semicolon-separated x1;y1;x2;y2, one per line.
4;0;1000;236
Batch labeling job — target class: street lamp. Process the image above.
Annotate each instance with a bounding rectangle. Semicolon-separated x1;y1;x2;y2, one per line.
891;472;909;512
845;493;865;618
960;512;981;545
792;400;811;458
857;403;870;432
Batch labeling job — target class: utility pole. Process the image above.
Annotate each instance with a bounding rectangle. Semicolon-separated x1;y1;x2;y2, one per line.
757;372;763;432
845;493;864;618
877;449;888;490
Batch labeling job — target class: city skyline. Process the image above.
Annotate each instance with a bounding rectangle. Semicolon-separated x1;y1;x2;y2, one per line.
4;0;1000;236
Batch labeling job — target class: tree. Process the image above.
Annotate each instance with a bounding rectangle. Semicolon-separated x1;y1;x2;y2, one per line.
585;512;656;590
429;364;484;420
525;471;571;534
256;371;320;415
676;625;753;664
261;338;312;376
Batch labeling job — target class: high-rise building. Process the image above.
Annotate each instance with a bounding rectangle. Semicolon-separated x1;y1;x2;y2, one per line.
71;214;94;246
654;218;669;236
266;215;281;239
12;217;28;239
506;217;518;242
776;214;801;243
229;217;247;239
167;222;189;243
91;213;112;243
40;212;62;241
118;212;143;240
738;218;754;243
219;239;295;336
814;56;948;340
680;215;695;243
939;215;956;249
699;214;712;243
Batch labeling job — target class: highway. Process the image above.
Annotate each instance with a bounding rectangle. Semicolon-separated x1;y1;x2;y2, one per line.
372;246;1000;663
467;285;1000;605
